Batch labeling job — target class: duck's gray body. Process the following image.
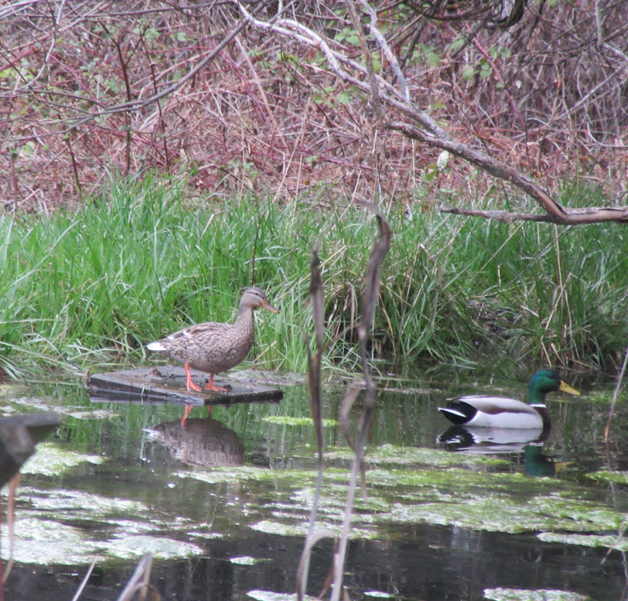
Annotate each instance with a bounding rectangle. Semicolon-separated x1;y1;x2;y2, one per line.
438;370;579;430
439;396;548;429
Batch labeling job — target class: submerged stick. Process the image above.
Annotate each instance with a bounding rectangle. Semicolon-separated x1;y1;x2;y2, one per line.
604;342;628;442
116;553;155;601
70;560;96;601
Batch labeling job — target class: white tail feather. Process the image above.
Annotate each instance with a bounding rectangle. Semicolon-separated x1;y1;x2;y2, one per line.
147;341;166;351
438;407;467;418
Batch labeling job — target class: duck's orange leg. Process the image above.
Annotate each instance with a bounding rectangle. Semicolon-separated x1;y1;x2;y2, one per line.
203;374;228;392
184;363;202;392
181;403;212;426
181;403;193;426
182;367;222;426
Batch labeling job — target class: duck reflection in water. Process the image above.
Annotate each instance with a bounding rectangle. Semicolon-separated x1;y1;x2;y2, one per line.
437;425;566;477
145;417;245;467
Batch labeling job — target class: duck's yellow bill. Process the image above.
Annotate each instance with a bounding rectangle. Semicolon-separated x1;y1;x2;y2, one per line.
559;381;581;396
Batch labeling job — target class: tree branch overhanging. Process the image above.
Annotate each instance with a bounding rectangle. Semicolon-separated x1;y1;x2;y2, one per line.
386;122;628;225
236;0;628;225
3;0;628;214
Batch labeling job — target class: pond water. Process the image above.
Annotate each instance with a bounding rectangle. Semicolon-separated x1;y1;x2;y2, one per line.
2;367;628;601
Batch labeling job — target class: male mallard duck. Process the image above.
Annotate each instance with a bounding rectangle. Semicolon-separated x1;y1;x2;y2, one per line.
147;287;278;422
438;369;580;429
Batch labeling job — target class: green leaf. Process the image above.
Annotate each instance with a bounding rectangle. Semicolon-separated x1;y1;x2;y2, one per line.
461;66;476;80
337;91;352;104
449;37;466;54
426;51;441;67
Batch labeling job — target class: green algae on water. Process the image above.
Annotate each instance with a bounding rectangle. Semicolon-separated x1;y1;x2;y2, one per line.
174;452;627;540
250;519;378;539
585;470;628;484
483;588;591;601
328;444;510;469
230;556;267;565
6;488;213;564
383;492;625;534
0;518;102;564
20;442;104;475
103;535;204;560
261;416;339;427
247;590;317;601
538;532;628;551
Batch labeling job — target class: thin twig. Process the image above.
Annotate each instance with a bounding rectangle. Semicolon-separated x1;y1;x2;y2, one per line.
604;343;628;442
115;553;154;601
296;248;328;601
70;560;97;601
9;1;270;142
345;0;383;117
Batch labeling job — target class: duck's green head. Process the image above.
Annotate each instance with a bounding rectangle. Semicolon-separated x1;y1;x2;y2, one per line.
528;369;580;404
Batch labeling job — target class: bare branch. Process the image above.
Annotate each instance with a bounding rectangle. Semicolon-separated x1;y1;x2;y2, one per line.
9;1;265;142
386;120;569;221
345;0;383;117
3;0;628;217
441;206;628;224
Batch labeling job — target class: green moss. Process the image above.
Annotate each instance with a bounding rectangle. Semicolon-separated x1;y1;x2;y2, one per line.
250;519;378;539
103;535;204;560
585;470;628;484
247;591;317;601
328;444;510;468
21;442;104;475
261;416;339;427
538;532;628;551
483;589;591;601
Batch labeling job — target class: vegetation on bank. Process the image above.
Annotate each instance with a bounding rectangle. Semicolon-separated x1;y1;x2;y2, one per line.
3;1;626;213
0;176;626;379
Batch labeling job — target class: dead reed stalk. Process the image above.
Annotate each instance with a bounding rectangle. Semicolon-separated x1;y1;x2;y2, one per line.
297;203;391;600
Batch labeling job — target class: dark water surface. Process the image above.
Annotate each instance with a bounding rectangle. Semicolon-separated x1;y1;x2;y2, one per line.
3;368;628;601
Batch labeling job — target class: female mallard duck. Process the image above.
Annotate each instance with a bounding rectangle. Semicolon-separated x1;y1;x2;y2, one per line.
147;286;278;399
438;369;580;429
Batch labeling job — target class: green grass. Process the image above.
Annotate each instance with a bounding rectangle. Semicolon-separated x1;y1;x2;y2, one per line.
0;175;627;379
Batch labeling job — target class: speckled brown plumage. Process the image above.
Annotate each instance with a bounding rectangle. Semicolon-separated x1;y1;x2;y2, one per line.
147;287;278;395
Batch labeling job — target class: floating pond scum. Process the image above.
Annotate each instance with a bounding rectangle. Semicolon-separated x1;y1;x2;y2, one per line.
1;374;625;601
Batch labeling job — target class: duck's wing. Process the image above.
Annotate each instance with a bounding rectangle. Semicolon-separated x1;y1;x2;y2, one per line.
165;321;231;342
455;396;539;415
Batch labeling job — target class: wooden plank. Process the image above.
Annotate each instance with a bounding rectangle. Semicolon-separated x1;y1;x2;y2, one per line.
87;366;283;407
